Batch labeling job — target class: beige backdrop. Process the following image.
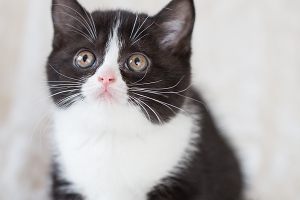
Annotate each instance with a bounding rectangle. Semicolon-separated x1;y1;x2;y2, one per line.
0;0;300;199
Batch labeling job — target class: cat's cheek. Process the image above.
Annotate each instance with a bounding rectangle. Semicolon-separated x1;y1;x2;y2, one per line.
81;82;103;102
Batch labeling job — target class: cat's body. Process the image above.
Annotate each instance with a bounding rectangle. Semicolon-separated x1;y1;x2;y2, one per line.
48;0;243;199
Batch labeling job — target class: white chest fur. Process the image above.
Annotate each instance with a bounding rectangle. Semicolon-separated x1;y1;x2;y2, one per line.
53;101;198;200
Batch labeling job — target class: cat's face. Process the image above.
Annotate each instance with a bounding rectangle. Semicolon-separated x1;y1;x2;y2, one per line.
47;0;195;124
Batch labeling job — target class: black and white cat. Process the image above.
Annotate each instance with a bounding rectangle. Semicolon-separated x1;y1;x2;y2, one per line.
47;0;243;199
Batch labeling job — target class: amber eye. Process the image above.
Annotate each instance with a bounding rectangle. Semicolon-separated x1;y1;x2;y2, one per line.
75;50;96;68
126;53;149;72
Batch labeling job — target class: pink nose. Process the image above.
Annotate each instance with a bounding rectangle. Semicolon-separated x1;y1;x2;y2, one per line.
98;75;115;87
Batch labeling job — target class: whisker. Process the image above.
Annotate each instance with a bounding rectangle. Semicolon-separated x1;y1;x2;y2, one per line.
129;98;153;136
48;84;82;87
65;24;94;43
132;92;187;115
48;85;82;88
160;83;192;94
30;89;80;108
128;80;162;87
88;12;97;38
129;83;205;111
129;96;156;135
58;94;82;108
131;16;149;42
127;66;150;85
48;63;82;81
130;34;149;47
47;89;80;99
30;96;65;146
65;30;93;44
132;76;185;92
39;119;52;151
24;88;81;116
33;84;82;91
175;93;209;112
83;7;97;39
129;88;169;98
52;11;95;41
31;109;53;146
33;94;83;148
135;97;164;126
47;81;83;83
48;82;82;86
78;75;91;83
129;96;151;121
131;21;154;43
48;87;81;93
129;14;138;40
52;4;96;39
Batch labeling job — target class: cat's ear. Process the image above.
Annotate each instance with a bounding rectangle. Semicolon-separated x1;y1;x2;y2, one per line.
51;0;93;47
154;0;195;53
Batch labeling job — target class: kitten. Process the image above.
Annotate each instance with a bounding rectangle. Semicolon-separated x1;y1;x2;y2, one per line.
47;0;243;199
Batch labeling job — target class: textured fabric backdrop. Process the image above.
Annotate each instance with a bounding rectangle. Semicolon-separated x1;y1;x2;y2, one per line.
0;0;299;199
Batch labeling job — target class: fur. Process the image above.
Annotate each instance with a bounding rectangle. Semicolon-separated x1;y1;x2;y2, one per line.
47;0;243;199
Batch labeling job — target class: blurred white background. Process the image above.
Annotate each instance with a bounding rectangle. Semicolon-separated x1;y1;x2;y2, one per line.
0;0;299;199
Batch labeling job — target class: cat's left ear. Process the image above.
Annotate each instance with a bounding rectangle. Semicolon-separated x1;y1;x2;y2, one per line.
154;0;195;54
51;0;93;47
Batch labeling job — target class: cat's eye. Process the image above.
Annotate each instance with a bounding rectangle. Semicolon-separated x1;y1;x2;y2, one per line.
75;50;96;68
126;53;149;72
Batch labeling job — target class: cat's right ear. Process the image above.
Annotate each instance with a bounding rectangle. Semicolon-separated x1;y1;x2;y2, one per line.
153;0;195;55
51;0;91;47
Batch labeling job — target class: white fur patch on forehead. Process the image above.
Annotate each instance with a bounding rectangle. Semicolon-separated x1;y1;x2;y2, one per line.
81;19;128;104
103;19;121;68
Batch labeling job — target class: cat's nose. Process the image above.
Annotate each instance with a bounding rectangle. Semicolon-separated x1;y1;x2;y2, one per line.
98;74;116;87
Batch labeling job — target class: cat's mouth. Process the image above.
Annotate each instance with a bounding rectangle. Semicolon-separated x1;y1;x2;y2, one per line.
81;78;128;105
94;87;125;103
98;90;113;98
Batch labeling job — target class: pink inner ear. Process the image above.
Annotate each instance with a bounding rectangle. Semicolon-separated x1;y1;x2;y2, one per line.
158;1;194;49
161;20;185;46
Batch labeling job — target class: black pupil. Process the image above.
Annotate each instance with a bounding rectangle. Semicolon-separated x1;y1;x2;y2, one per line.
134;58;140;66
83;54;88;63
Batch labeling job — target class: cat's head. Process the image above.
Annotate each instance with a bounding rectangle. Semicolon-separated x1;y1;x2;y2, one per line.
47;0;195;124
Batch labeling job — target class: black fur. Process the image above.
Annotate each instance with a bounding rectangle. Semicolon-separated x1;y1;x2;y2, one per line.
52;163;84;200
148;90;242;200
48;0;243;199
48;0;193;123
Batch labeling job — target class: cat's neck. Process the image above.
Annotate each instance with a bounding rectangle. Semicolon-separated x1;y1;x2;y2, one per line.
52;100;199;199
